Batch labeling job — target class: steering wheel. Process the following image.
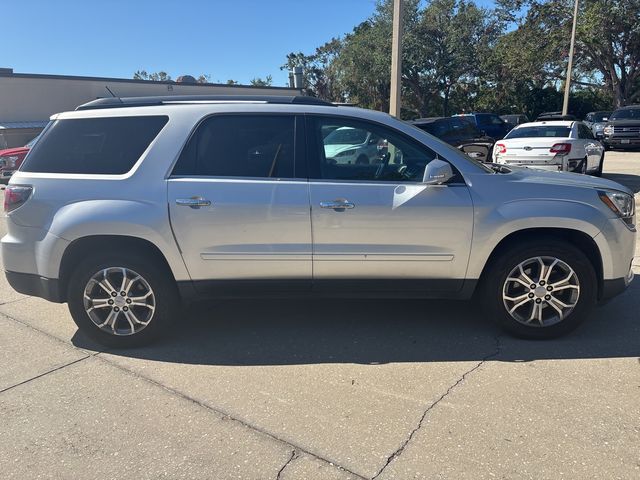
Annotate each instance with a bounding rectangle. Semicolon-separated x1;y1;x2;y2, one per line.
374;151;391;179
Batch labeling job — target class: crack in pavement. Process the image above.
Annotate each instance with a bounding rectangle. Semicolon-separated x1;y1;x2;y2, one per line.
0;311;368;479
275;449;298;480
92;352;370;480
371;334;503;479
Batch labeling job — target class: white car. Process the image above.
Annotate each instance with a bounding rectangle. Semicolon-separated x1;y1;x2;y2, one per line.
492;121;605;176
323;126;383;165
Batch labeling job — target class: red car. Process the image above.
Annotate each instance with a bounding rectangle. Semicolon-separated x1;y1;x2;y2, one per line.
0;136;39;183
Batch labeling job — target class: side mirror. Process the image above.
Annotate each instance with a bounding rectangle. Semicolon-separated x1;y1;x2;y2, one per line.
423;159;454;185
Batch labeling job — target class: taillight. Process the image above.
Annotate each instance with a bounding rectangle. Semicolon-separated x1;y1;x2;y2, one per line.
550;143;572;154
496;143;507;154
4;185;33;213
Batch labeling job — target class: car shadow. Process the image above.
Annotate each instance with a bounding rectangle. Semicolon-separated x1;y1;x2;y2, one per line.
603;172;640;193
72;280;640;366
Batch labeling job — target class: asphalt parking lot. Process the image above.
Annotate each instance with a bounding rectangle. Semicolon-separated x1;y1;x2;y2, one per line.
1;152;639;480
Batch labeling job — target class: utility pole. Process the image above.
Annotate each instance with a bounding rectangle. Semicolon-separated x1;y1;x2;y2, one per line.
562;0;579;116
389;0;404;118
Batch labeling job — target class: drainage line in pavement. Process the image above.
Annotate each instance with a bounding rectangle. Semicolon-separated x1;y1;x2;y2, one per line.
0;355;92;394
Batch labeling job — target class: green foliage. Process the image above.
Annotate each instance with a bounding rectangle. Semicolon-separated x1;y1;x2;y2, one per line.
249;75;273;87
282;0;638;118
133;70;172;82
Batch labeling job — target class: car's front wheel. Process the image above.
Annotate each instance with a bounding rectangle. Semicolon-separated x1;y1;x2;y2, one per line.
481;240;597;338
67;251;179;348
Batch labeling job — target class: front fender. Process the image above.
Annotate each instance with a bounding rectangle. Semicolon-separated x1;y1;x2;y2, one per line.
46;200;190;281
466;199;609;280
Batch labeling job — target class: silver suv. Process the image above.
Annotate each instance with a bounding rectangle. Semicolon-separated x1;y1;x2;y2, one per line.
1;95;636;347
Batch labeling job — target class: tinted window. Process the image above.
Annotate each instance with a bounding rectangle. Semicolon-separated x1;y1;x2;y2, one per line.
610;108;640;120
505;126;571;139
414;121;449;138
593;112;611;122
311;116;438;182
22;116;168;174
172;115;295;178
578;123;594;139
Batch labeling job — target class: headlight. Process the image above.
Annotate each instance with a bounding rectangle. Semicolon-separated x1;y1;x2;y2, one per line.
603;125;613;135
599;190;635;226
594;124;604;131
0;155;19;168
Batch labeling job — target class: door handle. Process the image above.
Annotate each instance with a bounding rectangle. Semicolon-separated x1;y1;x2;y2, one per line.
175;197;211;208
320;200;355;210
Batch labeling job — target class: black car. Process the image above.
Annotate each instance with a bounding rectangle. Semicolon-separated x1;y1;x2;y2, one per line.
603;105;640;150
500;114;529;126
536;111;577;121
410;116;495;162
452;112;512;140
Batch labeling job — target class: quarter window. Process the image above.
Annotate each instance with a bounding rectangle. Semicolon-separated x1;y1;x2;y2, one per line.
172;115;295;178
22;116;168;174
310;117;438;182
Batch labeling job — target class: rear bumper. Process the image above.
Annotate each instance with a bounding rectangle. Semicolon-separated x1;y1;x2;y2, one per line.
5;271;64;303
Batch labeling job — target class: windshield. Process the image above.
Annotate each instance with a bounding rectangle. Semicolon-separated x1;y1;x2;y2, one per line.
611;108;640;120
505;126;571;139
324;127;368;145
25;134;41;148
593;112;611;122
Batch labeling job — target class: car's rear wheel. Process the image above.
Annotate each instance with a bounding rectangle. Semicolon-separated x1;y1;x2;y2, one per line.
67;251;179;348
356;154;369;165
481;240;597;338
592;152;604;177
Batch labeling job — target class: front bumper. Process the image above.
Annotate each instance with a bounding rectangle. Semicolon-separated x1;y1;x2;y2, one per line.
5;271;64;302
604;137;640;148
600;269;634;303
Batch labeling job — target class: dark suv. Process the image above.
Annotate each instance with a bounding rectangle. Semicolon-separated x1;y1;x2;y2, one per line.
453;113;512;140
410;117;495;163
603;105;640;150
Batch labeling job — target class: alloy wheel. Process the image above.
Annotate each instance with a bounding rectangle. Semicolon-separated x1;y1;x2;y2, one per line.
83;267;156;336
502;256;580;327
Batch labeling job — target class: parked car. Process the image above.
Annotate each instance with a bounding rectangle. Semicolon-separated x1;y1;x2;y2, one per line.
323;126;383;165
0;135;39;183
536;112;577;121
603;105;640;150
410;116;495;163
492;120;605;175
2;95;635;347
584;111;612;139
453;112;512;139
500;114;530;126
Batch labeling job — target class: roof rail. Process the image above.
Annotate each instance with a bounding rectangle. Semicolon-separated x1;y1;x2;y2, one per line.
76;95;335;111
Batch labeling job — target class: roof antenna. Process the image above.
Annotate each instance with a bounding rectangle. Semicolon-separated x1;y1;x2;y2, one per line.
105;86;117;97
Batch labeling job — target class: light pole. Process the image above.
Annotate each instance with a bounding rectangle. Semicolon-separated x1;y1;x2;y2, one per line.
389;0;404;118
562;0;579;116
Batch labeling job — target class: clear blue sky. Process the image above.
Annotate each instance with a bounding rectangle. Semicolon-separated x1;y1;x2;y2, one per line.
5;0;495;86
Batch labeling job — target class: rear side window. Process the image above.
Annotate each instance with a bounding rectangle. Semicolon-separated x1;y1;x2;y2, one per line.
22;116;168;174
172;115;295;178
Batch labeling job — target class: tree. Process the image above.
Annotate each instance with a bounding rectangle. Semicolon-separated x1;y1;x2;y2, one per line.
133;70;172;82
249;75;273;87
496;0;640;107
132;71;213;84
282;38;344;100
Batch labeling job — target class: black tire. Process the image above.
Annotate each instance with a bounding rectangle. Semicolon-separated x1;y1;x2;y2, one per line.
592;152;604;177
67;251;179;348
356;155;369;165
579;157;587;174
480;239;597;339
